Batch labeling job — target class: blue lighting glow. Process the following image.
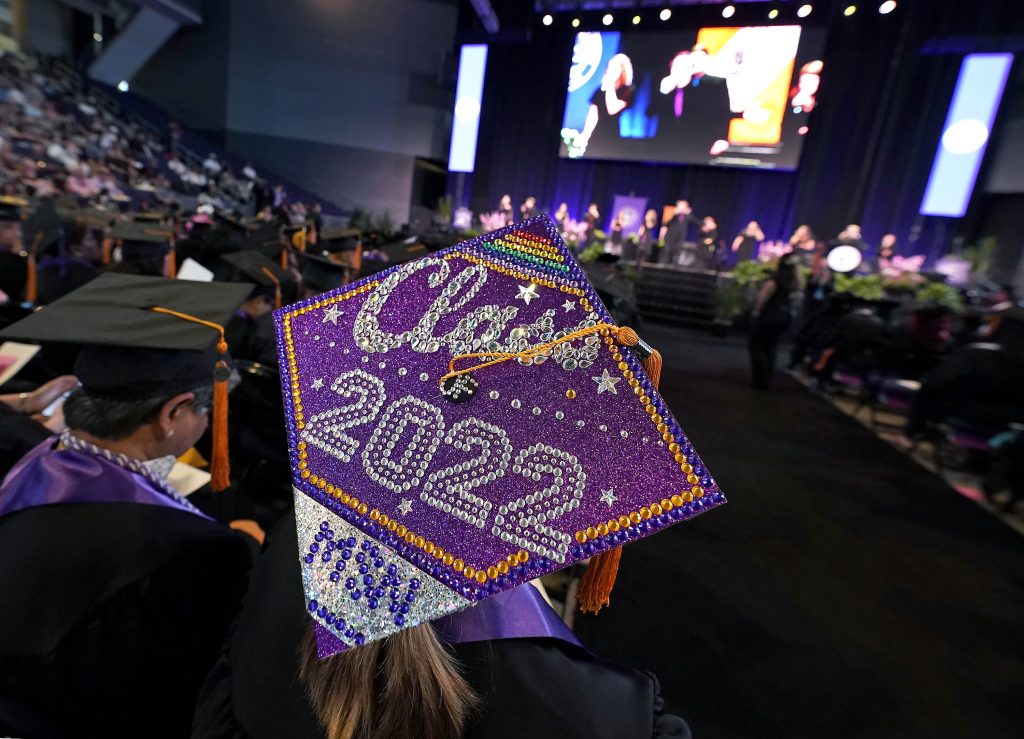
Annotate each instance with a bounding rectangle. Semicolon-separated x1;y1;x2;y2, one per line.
448;45;488;173
920;53;1013;218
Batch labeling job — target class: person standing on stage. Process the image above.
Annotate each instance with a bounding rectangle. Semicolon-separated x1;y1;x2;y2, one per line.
498;194;514;226
519;196;538;222
873;233;897;273
554;202;569;231
749;253;800;390
731;220;764;265
636;208;660;264
787;224;817;265
659;200;697;266
699;216;720;269
583;202;601;246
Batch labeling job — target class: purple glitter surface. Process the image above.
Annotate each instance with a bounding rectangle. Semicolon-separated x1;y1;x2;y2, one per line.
275;216;724;596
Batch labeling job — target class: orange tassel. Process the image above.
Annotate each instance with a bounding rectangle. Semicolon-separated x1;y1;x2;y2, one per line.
260;266;282;309
150;307;232;492
24;253;37;304
165;241;177;278
577;325;662;615
210;341;230;492
101;237;113;266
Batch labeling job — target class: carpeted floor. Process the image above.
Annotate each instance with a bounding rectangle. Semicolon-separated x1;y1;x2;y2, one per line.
574;326;1024;739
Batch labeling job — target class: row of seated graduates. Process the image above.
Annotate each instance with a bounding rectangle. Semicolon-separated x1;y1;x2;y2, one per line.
0;192;459;522
789;283;1024;501
0;194;364;525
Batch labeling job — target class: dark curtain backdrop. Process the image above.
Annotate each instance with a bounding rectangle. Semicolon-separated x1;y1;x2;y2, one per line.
466;0;1024;260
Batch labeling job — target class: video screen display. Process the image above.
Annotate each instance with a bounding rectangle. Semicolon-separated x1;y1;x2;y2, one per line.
559;26;826;170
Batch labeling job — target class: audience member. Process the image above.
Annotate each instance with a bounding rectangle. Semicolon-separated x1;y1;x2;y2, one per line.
749;253;800;389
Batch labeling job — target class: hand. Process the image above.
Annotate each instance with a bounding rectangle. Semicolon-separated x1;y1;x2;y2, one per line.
23;375;79;415
230;519;266;545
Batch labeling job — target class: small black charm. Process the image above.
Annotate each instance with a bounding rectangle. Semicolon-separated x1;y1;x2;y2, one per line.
440;374;479;403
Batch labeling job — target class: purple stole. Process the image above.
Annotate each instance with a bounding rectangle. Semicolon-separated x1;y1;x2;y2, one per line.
0;438;207;520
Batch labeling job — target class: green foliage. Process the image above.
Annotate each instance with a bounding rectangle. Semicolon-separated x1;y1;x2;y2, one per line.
591;229;607;242
373;211;395;239
963;237;997;276
914;281;964;313
437;195;453;222
732;260;772;287
834;273;885;300
578;242;606;263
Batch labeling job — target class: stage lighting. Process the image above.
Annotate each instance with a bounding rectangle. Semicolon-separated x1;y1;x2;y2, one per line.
571;17;580;28
602;13;613;26
659;8;672;21
768;9;779;19
797;4;813;17
542;14;553;26
879;1;896;13
722;5;735;18
92;32;103;42
844;5;857;15
117;80;129;93
632;15;641;25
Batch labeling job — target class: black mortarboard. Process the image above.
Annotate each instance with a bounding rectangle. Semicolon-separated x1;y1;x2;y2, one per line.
110;221;175;276
0;273;253;490
221;250;297;308
297;251;351;294
0;196;28;223
319;226;360;254
359;239;429;276
243;222;284;260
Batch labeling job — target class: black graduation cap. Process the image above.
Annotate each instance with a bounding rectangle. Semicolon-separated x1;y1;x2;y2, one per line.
359;239;429;276
243;222;284;260
319;226;360;254
215;212;257;234
0;273;254;490
110;221;175;276
221;250;297;308
0;196;28;223
297;250;351;294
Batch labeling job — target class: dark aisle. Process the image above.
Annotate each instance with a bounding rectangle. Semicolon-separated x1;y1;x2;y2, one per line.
574;326;1024;739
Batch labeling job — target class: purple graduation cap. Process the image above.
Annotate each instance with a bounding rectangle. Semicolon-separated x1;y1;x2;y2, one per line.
275;215;725;657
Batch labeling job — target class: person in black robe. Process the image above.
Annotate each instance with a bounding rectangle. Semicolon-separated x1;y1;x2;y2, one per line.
192;508;690;739
0;375;78;478
578;54;635;159
653;47;734;161
749;254;800;389
0;275;258;739
731;221;764;265
659;200;698;266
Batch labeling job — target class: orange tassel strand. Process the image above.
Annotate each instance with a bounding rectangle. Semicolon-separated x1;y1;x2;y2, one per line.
576;324;663;615
150;307;232;492
260;266;283;309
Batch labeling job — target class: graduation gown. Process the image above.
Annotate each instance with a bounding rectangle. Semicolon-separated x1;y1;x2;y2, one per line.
0;404;51;479
192;510;690;739
0;439;252;739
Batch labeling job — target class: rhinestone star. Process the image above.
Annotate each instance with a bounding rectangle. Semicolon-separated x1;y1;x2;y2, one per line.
397;499;413;516
599;488;618;507
562;300;576;312
517;283;538;305
322;304;342;324
592;369;621;395
311;378;324;390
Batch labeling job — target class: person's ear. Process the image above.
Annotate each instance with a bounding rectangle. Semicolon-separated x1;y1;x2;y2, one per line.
157;392;195;438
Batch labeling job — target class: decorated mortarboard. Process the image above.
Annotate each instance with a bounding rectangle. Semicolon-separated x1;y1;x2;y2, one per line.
0;273;253;491
275;215;726;656
222;250;297;308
